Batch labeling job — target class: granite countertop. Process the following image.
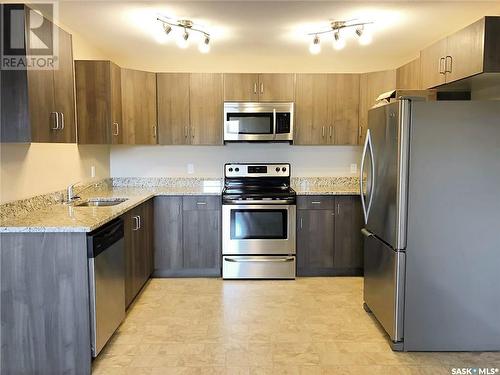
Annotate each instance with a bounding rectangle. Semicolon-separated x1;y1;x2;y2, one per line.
0;177;360;233
0;184;223;233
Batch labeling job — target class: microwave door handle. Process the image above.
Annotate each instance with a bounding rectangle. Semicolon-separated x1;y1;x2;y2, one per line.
272;108;277;140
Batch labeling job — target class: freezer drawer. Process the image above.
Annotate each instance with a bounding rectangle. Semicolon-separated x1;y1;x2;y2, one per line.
222;255;296;279
363;230;405;343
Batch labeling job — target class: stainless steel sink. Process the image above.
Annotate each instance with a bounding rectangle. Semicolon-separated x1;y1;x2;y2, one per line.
75;198;128;207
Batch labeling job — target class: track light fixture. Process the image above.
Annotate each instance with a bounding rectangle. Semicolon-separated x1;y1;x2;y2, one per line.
308;19;374;54
309;34;321;54
156;16;211;53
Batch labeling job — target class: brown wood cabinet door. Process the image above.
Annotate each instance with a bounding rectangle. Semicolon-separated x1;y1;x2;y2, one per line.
157;73;190;144
258;74;295;102
121;68;157;145
420;38;447;89
223;73;259;101
52;26;76;143
328;74;360;145
75;60;111;144
396;57;422;89
110;62;123;144
334;196;364;271
189;73;223;145
294;74;328;145
446;18;485;84
358;70;396;145
27;15;57;143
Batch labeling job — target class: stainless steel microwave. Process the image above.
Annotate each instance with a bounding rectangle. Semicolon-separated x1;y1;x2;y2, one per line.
223;102;294;143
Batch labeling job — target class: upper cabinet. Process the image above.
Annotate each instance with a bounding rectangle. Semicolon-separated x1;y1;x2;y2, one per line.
294;74;359;146
157;73;223;145
1;5;76;143
223;73;294;102
75;60;122;144
189;73;224;145
121;68;158;145
223;74;259;101
396;57;422;90
420;17;500;88
156;73;190;145
358;70;396;145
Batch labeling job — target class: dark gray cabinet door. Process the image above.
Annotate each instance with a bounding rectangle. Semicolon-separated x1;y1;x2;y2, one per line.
182;209;221;269
182;196;221;276
154;196;221;277
334;196;364;273
296;204;335;276
154;196;183;274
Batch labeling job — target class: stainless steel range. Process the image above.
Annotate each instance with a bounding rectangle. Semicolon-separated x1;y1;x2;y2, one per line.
222;163;296;279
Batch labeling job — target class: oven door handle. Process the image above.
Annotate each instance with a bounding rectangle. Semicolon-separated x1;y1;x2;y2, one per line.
226;199;293;205
225;257;295;263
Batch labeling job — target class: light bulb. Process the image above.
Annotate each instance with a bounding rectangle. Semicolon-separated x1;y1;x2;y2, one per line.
356;25;373;46
309;35;320;55
332;30;345;50
177;30;190;48
153;20;169;44
199;36;210;53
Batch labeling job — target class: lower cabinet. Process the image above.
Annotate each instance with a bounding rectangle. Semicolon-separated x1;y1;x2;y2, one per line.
154;196;221;277
123;199;154;308
297;195;363;276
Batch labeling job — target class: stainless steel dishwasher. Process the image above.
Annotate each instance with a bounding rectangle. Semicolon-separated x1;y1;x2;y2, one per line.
87;218;125;357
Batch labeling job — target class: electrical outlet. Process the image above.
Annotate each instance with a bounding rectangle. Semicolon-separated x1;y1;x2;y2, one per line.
187;163;195;174
90;165;96;178
350;163;357;174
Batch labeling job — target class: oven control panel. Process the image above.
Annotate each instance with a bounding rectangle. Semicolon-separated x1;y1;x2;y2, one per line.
225;163;290;177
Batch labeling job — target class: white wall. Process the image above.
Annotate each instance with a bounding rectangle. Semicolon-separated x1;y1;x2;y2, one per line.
110;144;362;178
0;144;110;203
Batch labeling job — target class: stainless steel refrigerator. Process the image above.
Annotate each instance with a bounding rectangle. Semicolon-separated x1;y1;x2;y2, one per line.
360;99;500;351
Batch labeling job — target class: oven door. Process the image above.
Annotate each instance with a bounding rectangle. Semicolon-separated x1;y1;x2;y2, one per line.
222;204;296;255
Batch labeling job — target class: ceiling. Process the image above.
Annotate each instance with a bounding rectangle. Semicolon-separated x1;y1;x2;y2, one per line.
57;1;500;73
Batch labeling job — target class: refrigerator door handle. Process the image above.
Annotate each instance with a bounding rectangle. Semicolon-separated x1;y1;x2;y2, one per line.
360;129;375;224
361;228;374;238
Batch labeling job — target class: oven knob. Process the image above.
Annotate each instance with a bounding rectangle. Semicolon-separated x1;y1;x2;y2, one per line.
282;167;287;172
235;167;240;172
228;168;233;172
276;167;280;172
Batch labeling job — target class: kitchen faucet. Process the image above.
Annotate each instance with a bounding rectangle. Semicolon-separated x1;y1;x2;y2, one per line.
66;181;95;203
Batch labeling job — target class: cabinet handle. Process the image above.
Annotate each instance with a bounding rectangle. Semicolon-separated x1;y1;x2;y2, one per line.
439;57;445;74
50;112;59;130
445;56;453;73
311;201;321;205
138;215;141;229
184;126;188;139
153;125;157;139
59;112;65;130
260;82;264;94
253;82;257;94
359;125;362;138
112;122;119;136
337;203;340;215
196;202;207;205
300;217;303;229
322;126;325;137
132;216;139;231
191;126;195;139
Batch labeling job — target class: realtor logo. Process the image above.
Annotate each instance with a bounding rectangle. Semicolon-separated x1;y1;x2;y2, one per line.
1;3;59;70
